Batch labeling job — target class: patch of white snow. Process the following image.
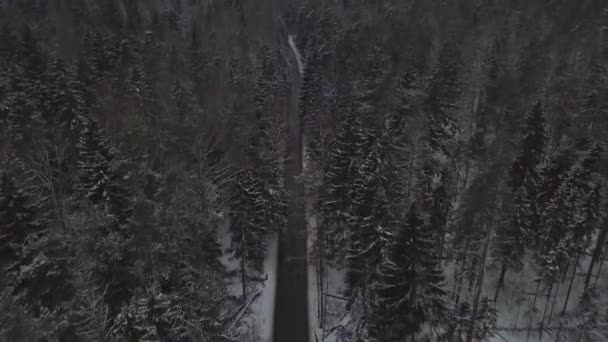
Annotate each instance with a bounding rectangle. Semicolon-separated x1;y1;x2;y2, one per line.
250;234;279;342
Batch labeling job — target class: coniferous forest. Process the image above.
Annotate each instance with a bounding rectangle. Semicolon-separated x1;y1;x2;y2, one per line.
1;1;608;341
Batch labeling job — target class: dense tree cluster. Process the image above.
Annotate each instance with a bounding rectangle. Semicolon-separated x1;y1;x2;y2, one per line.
1;0;608;341
0;1;288;341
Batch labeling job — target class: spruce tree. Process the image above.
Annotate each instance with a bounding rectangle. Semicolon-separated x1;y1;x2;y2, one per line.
0;165;74;336
493;103;547;299
537;140;602;281
509;102;547;190
0;25;17;68
0;170;41;281
17;26;46;79
127;65;157;125
229;169;280;298
509;102;547;247
373;202;446;340
43;58;90;145
345;135;388;294
579;61;608;135
299;51;325;160
320;111;367;261
76;120;132;226
426;40;461;157
82;30;113;82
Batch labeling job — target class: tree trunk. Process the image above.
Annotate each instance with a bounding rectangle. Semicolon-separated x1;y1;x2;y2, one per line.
322;268;329;339
512;272;526;329
317;221;325;330
561;252;581;316
494;260;508;302
594;257;604;288
547;279;560;323
525;280;541;342
585;222;608;289
453;242;469;305
465;232;490;342
538;279;554;341
560;262;570;283
512;298;522;329
241;230;247;302
555;323;563;342
406;139;417;202
468;253;479;296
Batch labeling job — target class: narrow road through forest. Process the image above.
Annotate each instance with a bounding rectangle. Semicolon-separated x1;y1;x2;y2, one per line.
272;36;309;342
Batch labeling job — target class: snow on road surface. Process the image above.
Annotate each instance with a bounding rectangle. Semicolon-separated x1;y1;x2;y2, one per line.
288;35;304;76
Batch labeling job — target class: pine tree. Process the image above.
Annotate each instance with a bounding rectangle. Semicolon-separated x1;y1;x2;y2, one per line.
493;103;547;300
114;284;189;342
447;297;498;341
0;164;74;337
507;102;547;250
74;120;135;314
299;50;325;160
82;30;110;82
579;61;608;136
101;0;124;29
536;140;601;280
0;170;41;282
573;289;601;341
251;46;286;183
492;203;525;301
518;37;550;102
509;102;547;190
229;169;278;299
320;111;367;261
426;40;461;157
126;65;157;125
353;42;392;132
474;297;498;341
17;26;46;79
42;57;90;145
0;25;18;68
373;202;447;340
76;120;132;225
345;135;388;294
172;80;187;122
421;160;451;256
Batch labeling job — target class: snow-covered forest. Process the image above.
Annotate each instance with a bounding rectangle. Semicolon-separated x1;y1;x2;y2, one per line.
1;0;608;341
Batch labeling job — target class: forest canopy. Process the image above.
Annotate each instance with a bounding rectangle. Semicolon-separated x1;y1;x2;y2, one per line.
1;0;607;341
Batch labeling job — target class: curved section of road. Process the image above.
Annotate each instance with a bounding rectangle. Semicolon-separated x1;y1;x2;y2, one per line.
272;36;309;342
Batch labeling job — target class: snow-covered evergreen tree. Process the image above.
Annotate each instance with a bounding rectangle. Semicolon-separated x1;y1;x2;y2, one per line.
536;139;603;283
507;102;547;249
0;169;41;284
345;134;389;295
373;202;447;340
320;111;368;261
229;168;285;299
426;40;461;158
76;120;132;226
299;50;326;160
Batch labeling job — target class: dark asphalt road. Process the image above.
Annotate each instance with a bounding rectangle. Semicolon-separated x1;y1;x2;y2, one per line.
272;37;309;342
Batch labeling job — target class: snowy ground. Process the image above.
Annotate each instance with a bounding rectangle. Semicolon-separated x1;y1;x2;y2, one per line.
307;212;349;342
305;229;608;342
250;235;279;342
485;254;608;342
